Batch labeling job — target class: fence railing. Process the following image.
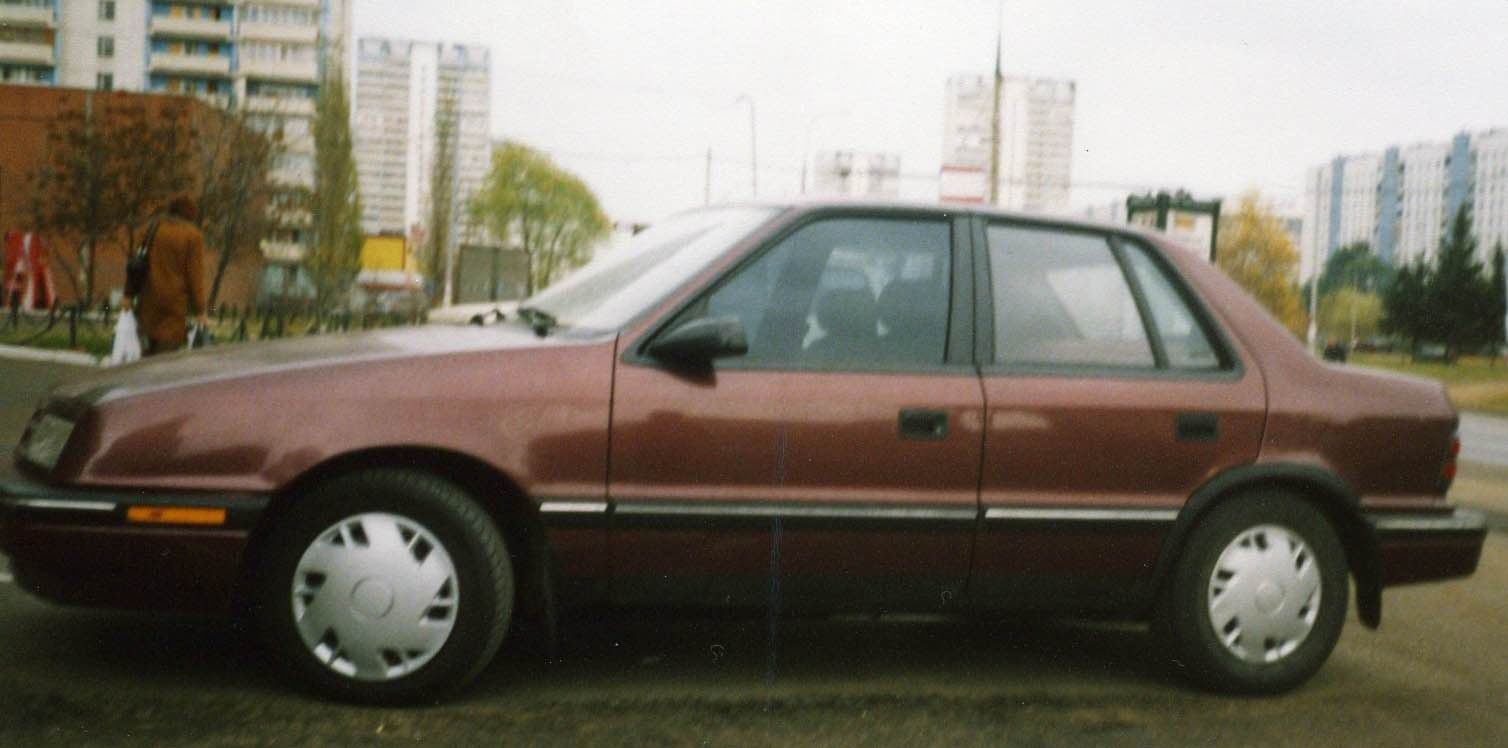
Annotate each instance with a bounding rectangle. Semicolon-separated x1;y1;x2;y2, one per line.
2;300;427;357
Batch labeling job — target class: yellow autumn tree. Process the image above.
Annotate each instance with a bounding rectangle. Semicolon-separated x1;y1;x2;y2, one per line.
1216;192;1308;337
1317;287;1383;343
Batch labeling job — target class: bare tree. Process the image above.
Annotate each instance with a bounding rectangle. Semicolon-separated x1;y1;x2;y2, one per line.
195;108;280;308
117;98;196;254
30;94;195;305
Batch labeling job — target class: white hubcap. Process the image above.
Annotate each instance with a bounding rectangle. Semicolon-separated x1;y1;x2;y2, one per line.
1206;524;1321;664
291;513;459;681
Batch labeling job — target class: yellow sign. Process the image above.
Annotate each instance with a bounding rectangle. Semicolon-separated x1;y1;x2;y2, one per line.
360;235;415;272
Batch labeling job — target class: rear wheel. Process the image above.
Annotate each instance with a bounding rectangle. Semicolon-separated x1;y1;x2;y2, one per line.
1163;492;1348;694
255;469;513;703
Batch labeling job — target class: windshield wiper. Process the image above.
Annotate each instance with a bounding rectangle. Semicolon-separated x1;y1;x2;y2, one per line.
515;305;559;337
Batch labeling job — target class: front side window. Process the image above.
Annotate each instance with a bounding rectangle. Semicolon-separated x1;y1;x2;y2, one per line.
987;224;1153;368
687;217;952;368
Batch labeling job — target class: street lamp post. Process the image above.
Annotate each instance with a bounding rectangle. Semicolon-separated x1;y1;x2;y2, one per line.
736;94;757;199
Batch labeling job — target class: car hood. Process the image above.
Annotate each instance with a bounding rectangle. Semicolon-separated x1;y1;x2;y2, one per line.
52;323;584;405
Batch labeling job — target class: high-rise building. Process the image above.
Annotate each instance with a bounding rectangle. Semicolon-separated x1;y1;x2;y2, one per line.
0;0;352;282
809;150;900;199
940;73;1075;213
1303;129;1508;272
353;38;490;253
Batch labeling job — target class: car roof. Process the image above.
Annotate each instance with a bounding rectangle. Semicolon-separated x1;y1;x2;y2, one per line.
715;197;1163;241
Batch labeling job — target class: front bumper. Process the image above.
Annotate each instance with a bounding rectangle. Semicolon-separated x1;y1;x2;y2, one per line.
0;469;269;612
1368;508;1488;586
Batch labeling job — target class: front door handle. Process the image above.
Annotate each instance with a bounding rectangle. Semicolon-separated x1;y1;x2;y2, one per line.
1176;412;1219;442
899;409;949;441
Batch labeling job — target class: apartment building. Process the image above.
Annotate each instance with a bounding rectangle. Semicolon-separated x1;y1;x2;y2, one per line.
353;37;490;253
940;73;1075;213
1303;128;1508;270
0;0;352;281
809;150;900;199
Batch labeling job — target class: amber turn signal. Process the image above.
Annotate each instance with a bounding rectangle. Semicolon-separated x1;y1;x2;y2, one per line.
126;506;227;526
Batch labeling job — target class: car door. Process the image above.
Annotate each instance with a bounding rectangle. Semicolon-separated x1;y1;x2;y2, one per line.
970;219;1266;610
608;212;984;609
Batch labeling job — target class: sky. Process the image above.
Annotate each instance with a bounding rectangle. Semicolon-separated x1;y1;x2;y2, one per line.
354;0;1508;225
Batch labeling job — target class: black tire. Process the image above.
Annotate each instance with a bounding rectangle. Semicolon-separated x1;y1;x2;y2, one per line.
254;469;513;704
1162;492;1348;694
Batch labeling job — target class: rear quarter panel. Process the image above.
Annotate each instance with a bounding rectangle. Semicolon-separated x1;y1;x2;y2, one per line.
1156;238;1455;503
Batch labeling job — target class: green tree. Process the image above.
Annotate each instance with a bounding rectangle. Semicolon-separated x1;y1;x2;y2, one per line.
423;93;459;305
1488;242;1506;357
467;141;611;295
1317;241;1394;298
305;56;364;311
1382;260;1430;349
1428;204;1492;359
1216;191;1307;338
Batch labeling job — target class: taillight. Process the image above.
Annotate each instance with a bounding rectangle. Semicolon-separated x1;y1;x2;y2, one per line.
1441;434;1460;490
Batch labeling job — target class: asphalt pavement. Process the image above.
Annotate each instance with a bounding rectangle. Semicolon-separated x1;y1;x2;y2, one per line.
0;355;1505;745
1460;411;1508;468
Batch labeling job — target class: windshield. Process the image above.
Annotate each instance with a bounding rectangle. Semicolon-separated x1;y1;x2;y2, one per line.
521;206;780;331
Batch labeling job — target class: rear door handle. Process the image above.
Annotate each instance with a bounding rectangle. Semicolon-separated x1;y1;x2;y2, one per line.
1176;412;1219;442
899;409;949;440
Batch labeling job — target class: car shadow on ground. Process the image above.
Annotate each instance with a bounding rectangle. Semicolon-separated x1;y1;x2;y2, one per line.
1;596;1180;703
473;610;1182;702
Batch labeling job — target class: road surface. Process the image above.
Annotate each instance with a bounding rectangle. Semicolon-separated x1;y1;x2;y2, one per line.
1460;411;1508;469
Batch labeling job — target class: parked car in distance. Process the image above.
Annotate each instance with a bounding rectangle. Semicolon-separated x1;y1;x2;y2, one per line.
1;202;1486;703
1412;343;1451;363
1351;337;1396;354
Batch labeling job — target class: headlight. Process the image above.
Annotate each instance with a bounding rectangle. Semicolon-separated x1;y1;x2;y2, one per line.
18;413;76;471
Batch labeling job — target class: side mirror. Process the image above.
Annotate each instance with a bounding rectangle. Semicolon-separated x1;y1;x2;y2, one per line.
646;316;748;367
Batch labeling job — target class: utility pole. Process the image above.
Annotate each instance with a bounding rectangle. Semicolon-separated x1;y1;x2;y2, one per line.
987;0;1003;206
1307;241;1321;351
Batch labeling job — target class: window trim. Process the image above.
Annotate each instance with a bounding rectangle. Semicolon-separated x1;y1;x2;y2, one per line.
973;215;1243;381
1109;236;1169;368
624;207;976;376
1113;234;1242;374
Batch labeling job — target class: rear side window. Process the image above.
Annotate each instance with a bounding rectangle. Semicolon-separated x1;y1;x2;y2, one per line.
987;225;1153;368
1123;243;1221;370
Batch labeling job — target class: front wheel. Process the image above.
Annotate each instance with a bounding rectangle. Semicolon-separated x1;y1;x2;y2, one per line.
1162;492;1348;694
255;470;513;703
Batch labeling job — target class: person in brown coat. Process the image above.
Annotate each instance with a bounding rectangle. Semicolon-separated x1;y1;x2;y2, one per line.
126;194;208;356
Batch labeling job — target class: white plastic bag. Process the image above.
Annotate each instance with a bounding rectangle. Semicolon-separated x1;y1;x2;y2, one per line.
109;310;142;365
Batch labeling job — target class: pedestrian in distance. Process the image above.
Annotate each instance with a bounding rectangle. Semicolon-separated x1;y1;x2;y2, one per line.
124;193;208;356
7;270;22;328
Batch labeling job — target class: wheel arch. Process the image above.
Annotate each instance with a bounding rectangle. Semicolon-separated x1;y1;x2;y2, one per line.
234;446;559;642
1148;463;1382;629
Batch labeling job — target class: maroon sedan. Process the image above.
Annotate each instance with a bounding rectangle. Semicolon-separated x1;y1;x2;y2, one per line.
1;202;1486;702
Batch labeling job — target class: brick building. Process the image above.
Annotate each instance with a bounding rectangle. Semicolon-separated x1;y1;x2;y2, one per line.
0;83;262;308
